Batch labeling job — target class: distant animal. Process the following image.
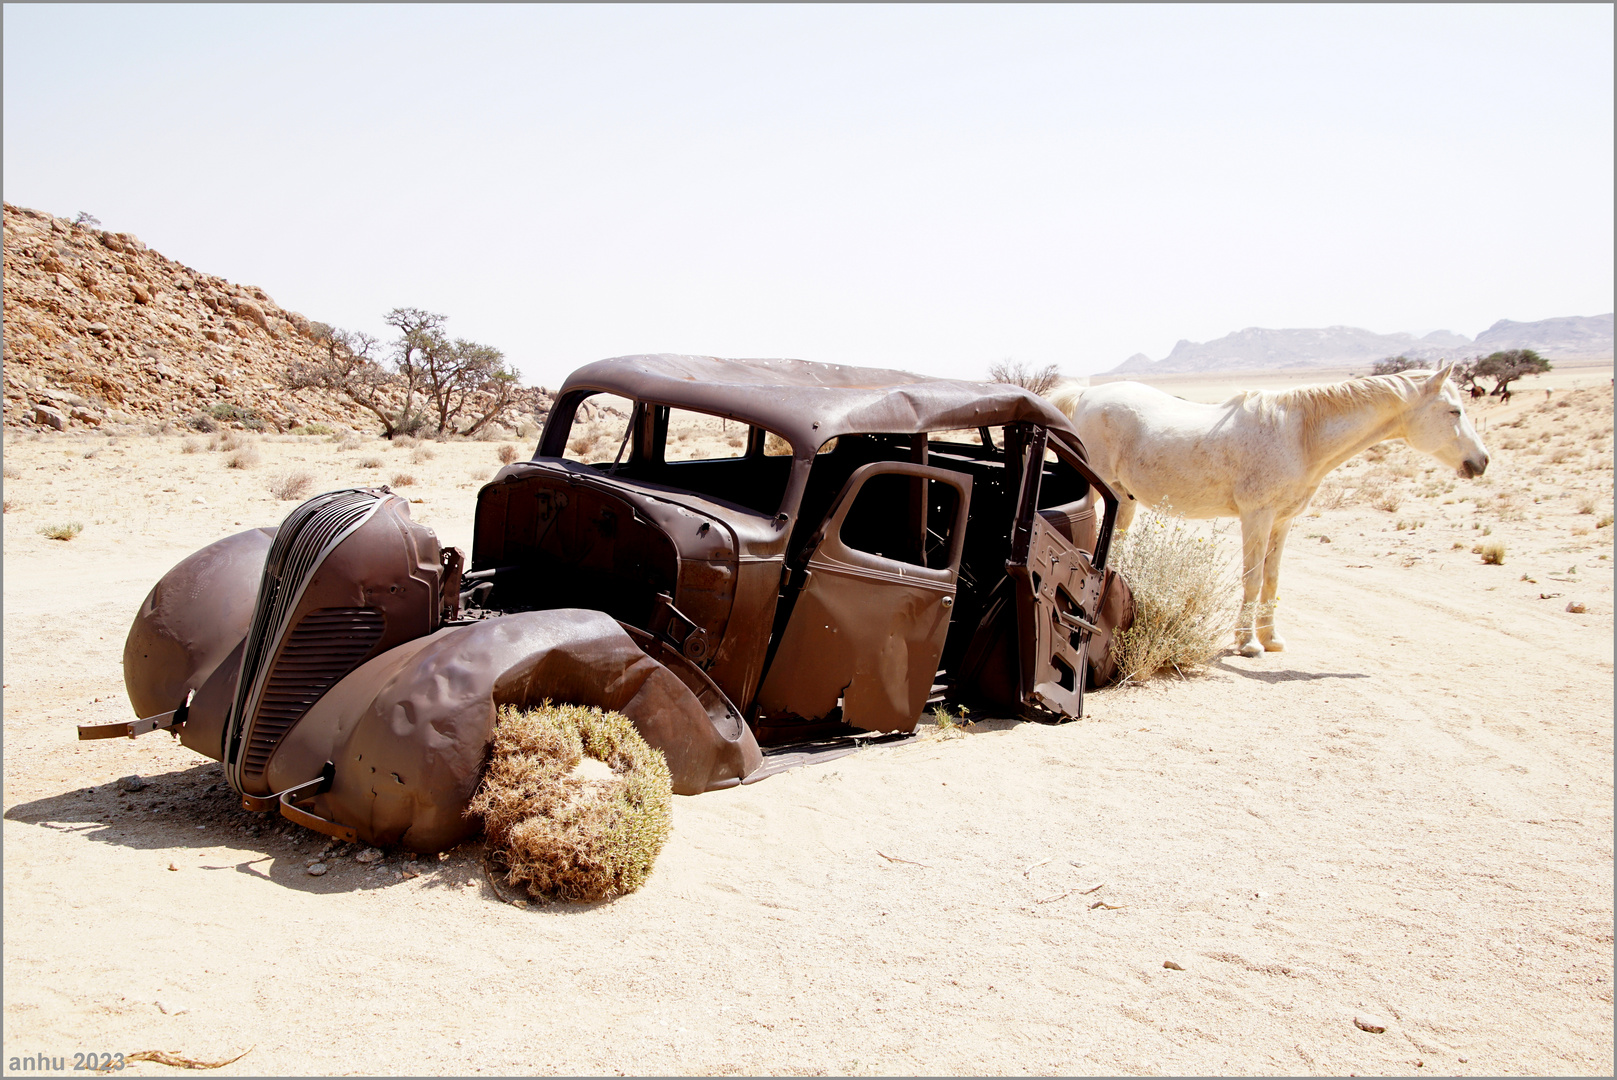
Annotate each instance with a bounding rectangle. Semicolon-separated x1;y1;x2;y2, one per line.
1469;384;1487;401
1048;367;1489;657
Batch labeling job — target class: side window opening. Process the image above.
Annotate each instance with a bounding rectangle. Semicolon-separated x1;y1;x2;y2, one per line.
560;393;635;466
838;472;960;571
664;408;748;462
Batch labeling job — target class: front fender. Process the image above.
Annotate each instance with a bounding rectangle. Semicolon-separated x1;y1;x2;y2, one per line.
263;608;763;853
123;527;277;758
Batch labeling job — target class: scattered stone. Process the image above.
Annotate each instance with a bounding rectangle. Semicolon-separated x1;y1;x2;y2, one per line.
117;774;146;792
1566;600;1587;613
305;863;328;876
33;404;66;430
1163;960;1184;970
1354;1014;1389;1033
401;869;419;880
167;863;179;872
353;846;383;864
86;322;110;336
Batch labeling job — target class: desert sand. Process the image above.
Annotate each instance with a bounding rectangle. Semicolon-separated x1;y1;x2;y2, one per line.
2;367;1612;1076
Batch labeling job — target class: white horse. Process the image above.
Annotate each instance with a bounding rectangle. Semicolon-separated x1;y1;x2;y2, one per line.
1048;367;1489;657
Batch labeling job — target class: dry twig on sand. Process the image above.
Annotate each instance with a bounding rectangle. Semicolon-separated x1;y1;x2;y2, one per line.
108;1048;252;1071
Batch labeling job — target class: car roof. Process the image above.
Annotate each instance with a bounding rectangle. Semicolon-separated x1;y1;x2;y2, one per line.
556;354;1084;457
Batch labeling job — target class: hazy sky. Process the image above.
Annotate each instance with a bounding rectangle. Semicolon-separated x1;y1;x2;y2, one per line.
4;4;1612;385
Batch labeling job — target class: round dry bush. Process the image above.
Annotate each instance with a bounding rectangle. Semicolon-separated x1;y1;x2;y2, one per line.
468;702;671;902
1108;511;1239;683
497;444;519;465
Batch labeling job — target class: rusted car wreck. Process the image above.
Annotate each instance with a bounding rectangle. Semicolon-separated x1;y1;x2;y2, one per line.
92;356;1133;852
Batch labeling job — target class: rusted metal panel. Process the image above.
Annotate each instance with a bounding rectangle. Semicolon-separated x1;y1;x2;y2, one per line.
756;462;972;733
540;355;1090;465
261;609;762;852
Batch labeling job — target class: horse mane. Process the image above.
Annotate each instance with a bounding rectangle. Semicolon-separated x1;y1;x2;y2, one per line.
1224;372;1433;456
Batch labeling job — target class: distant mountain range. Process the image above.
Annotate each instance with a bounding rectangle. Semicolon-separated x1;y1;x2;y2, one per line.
1105;313;1614;375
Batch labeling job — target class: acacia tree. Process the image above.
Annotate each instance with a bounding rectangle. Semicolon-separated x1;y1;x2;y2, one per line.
1474;349;1552;397
393;311;521;436
1370;355;1420;375
284;326;428;438
286;308;522;438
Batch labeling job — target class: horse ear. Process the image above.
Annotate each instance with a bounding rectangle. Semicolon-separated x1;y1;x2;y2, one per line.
1426;364;1455;394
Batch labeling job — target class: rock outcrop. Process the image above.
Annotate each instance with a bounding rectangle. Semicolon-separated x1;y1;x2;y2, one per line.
3;203;549;434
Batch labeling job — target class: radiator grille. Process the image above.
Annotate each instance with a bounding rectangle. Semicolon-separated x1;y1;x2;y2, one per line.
241;607;384;778
226;489;380;790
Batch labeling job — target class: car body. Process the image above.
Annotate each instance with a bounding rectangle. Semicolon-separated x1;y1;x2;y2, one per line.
95;356;1134;852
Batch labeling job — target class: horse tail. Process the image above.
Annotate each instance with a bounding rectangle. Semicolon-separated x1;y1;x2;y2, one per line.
1045;379;1085;421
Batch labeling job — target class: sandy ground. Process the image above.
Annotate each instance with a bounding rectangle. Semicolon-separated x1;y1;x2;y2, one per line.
2;371;1613;1076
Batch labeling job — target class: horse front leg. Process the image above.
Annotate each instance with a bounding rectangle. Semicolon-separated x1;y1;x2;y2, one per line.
1257;518;1294;652
1235;509;1275;658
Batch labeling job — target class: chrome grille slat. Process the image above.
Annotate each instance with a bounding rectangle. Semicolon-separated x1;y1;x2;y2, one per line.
225;490;382;791
241;606;383;775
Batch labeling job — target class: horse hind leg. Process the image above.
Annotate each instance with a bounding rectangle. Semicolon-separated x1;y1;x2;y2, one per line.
1234;509;1275;658
1256;518;1294;652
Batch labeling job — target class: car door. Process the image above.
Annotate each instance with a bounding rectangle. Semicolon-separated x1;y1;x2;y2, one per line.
755;461;972;734
1006;427;1110;719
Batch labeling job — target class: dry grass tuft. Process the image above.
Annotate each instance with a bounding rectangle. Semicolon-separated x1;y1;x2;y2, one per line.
180;437;203;454
225;443;261;470
357;456;383;469
389;472;416;487
468;702;672;902
1371;487;1403;513
39;521;83;541
268;470;315;501
1;464;18;479
497;444;519;465
1475;540;1507;565
412;445;436;464
1108;512;1239;683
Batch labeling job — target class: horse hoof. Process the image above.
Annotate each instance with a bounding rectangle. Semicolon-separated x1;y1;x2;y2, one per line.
1239;642;1264;658
1263;638;1286;652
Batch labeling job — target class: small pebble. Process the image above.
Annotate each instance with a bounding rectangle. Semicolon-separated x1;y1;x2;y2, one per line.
1566;600;1587;613
1354;1014;1389;1033
354;847;384;864
1163;960;1184;971
306;863;328;877
401;869;419;880
117;775;146;792
167;863;178;872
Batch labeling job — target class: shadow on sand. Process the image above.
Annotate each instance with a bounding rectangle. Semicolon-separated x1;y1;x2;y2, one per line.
1213;658;1372;684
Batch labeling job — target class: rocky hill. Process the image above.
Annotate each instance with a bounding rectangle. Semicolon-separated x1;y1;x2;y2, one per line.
2;203;546;434
1107;314;1614;376
1471;314;1614;359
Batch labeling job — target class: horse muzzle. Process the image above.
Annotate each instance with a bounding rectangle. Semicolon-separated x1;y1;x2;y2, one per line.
1460;455;1489;479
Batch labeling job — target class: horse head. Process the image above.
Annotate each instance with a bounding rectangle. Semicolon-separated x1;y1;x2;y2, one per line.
1401;365;1490;479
